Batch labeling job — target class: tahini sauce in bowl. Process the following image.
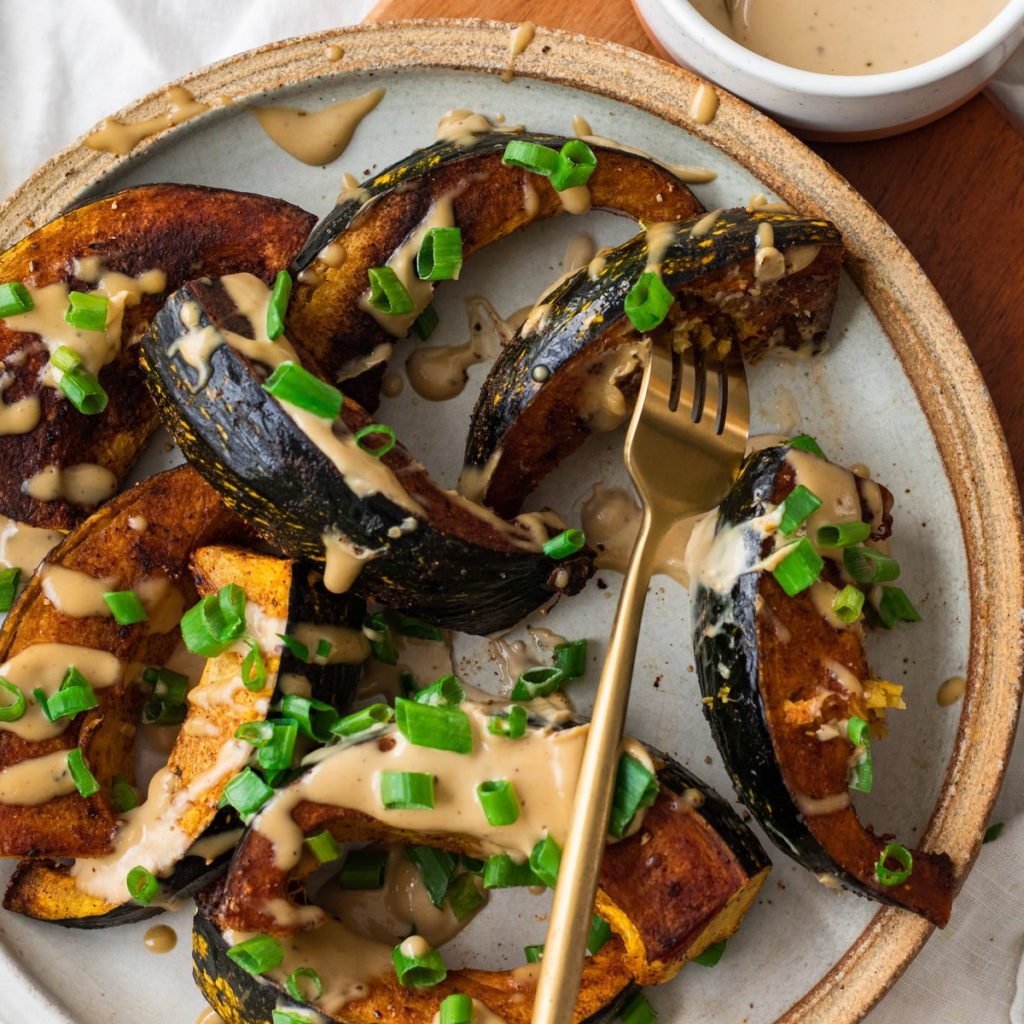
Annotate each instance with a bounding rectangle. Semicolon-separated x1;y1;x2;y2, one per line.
688;0;1009;75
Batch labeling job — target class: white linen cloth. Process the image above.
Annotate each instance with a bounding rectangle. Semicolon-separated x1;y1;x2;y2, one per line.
0;3;1022;1023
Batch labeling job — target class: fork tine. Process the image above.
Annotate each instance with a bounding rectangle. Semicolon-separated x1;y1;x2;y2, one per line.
690;343;707;424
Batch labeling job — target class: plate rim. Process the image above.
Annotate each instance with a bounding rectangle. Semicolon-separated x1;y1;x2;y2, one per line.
0;17;1021;1024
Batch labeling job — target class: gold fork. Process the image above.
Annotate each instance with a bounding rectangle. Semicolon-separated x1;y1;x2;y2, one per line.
531;335;750;1023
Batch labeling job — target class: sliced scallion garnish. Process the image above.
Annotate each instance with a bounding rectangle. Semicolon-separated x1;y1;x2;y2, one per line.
391;940;447;988
126;865;159;906
620;991;658;1024
406;846;458;907
413;674;464;707
111;774;138;813
501;139;561;176
482;853;538;889
608;754;659;839
486;704;528;739
33;681;97;722
554;638;587;679
339;846;389;889
510;666;564;702
693;939;727;967
788;434;826;458
365;611;398;663
218;767;274;820
241;638;267;692
412;304;439;340
550;139;598;191
416;227;463;282
846;716;873;793
874;585;921;628
0;567;20;612
65;291;108;332
779;485;821;536
266;269;292;340
256;719;298;774
874;842;913;887
843;546;900;584
816;521;871;548
984;822;1004;844
0;282;33;317
542;528;585;558
285;966;323;1003
772;537;823;596
380;770;435;810
103;590;148;625
476;779;520;827
226;933;285;974
624;271;674;332
367;266;414;316
262;360;343;420
393;612;444;642
587;914;612;954
0;676;26;723
447;872;486;921
280;694;339;743
330;702;394;738
58;363;108;415
277;632;310;662
180;585;247;656
529;833;562;888
524;944;544;963
67;748;100;797
304;829;343;864
354;423;397;458
833;584;865;624
439;993;473;1024
395;697;473;754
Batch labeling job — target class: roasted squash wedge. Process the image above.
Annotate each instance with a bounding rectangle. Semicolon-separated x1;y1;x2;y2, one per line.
0;184;315;530
3;544;365;927
690;442;955;926
464;209;842;516
0;466;240;859
287;129;702;409
193;702;769;1023
141;274;593;635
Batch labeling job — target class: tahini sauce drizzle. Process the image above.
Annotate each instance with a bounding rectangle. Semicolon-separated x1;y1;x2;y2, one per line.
0;516;62;576
85;87;220;155
0;749;80;805
0;373;40;435
252;88;385;166
22;463;117;506
501;21;537;82
689;81;720;125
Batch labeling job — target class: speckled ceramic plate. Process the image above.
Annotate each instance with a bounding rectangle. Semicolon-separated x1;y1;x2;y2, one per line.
0;19;1020;1024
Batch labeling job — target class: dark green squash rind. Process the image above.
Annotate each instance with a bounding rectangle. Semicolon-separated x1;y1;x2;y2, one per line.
464;209;842;516
141;282;592;635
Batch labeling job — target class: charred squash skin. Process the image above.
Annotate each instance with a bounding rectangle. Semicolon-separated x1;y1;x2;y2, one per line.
141;279;593;635
2;545;365;928
287;131;703;410
0;466;241;860
464;209;842;517
0;184;315;529
691;445;955;927
207;733;767;1013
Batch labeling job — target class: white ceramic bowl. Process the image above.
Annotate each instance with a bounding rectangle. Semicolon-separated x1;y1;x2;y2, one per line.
632;0;1024;138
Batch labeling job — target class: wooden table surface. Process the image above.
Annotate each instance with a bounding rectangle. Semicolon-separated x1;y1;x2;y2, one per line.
367;0;1024;485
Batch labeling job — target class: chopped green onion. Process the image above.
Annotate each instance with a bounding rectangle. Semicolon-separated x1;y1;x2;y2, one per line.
394;612;444;642
524;944;545;963
280;694;339;743
619;991;657;1024
874;843;913;887
529;833;562;888
285;966;323;1003
510;666;564;702
277;632;310;662
316;638;332;660
440;993;473;1024
461;854;485;874
180;585;247;656
833;585;865;624
380;770;435;810
587;915;613;954
625;272;674;333
843;546;900;584
51;345;82;372
142;699;186;726
65;291;108;332
417;227;463;281
303;828;343;864
267;270;292;340
366;612;398;664
788;434;826;458
0;567;20;612
395;697;473;754
219;768;274;820
0;282;33;317
226;933;284;974
412;304;439;340
67;748;99;797
58;364;108;415
875;585;921;628
272;1012;318;1024
331;702;394;738
262;360;343;420
406;846;458;907
413;674;464;707
391;941;447;988
399;670;418;699
542;528;585;559
772;537;823;596
779;485;822;536
241;638;267;692
111;775;138;813
846;716;873;794
126;865;159;905
693;939;727;966
367;266;414;316
339;846;389;889
984;822;1004;844
34;682;97;722
550;139;598;191
816;521;871;548
354;423;397;458
0;677;26;722
554;638;587;679
609;754;659;839
476;779;520;826
447;872;486;921
501;139;561;176
482;853;538;889
103;590;148;625
256;719;298;774
487;705;528;738
151;667;189;704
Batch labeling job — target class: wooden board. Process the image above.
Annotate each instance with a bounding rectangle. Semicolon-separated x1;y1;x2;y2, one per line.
367;0;1024;483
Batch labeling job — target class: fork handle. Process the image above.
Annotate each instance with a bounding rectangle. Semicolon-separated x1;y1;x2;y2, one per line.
532;508;659;1024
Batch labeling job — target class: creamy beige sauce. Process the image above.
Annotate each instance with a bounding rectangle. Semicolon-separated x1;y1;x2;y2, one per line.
40;565;117;618
794;789;852;817
579;342;648;433
291;622;370;665
571;114;593;137
937;674;966;707
23;463;117;506
0;373;40;435
357;630;454;703
252;88;385;166
501;21;537;82
325;43;345;61
436;109;512;147
143;924;177;953
564;232;597;274
688;0;1008;74
0;644;123;744
321;532;382;595
489;637;541;693
381;371;404;398
187;828;246;863
0;516;62;576
195;1008;226;1024
85;87;217;155
689;81;720;125
0;749;79;805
